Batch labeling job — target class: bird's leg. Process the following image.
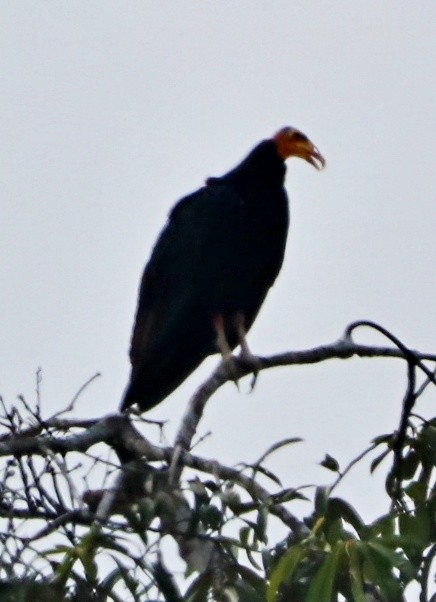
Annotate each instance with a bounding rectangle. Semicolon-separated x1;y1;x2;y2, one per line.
233;312;261;391
213;314;239;389
233;312;252;360
213;314;232;360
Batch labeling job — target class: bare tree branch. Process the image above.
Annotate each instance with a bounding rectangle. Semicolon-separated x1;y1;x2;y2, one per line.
174;323;436;456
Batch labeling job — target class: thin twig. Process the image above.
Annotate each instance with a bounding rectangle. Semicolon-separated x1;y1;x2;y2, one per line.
345;320;436;385
51;372;101;419
329;442;379;494
391;360;417;505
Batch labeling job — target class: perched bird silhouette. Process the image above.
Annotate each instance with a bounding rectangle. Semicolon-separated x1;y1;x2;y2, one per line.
121;127;325;412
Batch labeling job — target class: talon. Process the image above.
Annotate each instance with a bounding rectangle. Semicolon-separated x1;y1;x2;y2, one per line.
223;354;240;390
213;312;261;392
249;370;258;392
238;350;261;392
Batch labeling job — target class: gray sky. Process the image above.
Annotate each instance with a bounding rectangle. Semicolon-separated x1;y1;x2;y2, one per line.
1;2;435;539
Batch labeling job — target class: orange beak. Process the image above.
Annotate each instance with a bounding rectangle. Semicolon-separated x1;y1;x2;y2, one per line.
300;141;326;170
274;128;326;169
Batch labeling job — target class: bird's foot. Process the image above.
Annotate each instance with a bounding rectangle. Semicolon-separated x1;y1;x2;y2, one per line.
222;353;241;391
214;314;240;390
232;311;261;391
238;348;261;392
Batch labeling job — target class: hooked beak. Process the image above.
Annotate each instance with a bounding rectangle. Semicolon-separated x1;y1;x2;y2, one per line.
295;141;326;170
274;128;326;169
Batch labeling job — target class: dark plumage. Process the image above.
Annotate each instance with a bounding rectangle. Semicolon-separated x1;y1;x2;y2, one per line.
121;127;325;412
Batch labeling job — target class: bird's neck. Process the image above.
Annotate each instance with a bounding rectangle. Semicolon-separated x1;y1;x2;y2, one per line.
211;140;286;189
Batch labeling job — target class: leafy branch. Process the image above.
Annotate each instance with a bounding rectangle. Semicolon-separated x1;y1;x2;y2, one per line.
0;320;434;601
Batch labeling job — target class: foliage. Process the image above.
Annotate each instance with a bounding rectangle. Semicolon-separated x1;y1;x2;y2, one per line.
0;322;435;601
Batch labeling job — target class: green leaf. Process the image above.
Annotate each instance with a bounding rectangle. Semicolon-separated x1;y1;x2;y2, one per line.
246;546;262;570
266;545;306;602
189;479;210;503
399;506;432;547
254;507;269;543
251;464;283;487
219;488;241;507
107;556;139;597
370;541;416;582
372;433;394;445
138;497;156;523
400;450;420;480
152;558;182;602
255;437;303;467
320;454;340;472
239;526;251;547
237;565;266;595
370;449;390;473
272;487;309;504
51;556;76;590
306;543;345;602
421;424;436;460
199;504;222;530
0;581;64;602
314;486;330;516
405;481;427;505
325;517;346;545
203;480;219;493
184;570;213;602
78;551;98;583
360;541;404;600
347;542;367;602
367;541;405;567
327;498;367;538
369;513;396;539
235;580;266;602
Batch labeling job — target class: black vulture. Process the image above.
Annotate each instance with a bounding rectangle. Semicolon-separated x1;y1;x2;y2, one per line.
121;127;325;412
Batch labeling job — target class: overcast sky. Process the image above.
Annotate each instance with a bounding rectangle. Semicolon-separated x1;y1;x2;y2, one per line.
1;2;435;554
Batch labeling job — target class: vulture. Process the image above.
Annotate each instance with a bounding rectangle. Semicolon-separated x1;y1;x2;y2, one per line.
121;127;325;412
